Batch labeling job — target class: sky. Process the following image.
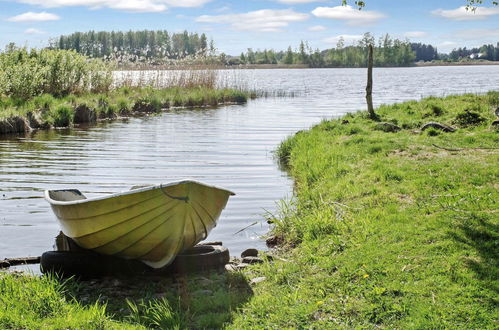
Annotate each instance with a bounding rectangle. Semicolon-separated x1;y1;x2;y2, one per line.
1;0;499;55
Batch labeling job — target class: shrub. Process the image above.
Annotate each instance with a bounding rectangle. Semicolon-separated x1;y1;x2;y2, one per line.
0;46;112;101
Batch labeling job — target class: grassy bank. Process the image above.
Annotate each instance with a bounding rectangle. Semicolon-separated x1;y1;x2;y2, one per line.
229;92;498;328
0;86;252;134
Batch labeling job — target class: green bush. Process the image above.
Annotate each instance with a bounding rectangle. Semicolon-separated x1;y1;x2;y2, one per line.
0;46;112;101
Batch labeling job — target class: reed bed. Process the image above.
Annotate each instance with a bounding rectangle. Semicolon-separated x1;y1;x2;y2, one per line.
0;48;256;134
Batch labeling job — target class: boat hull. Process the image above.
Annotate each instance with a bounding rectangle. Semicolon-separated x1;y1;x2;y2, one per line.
45;181;234;268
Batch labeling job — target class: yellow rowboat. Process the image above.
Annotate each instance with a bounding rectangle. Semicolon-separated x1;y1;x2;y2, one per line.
45;180;234;268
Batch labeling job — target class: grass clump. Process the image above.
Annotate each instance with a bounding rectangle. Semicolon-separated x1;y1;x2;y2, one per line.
52;104;73;127
0;273;131;329
230;92;498;328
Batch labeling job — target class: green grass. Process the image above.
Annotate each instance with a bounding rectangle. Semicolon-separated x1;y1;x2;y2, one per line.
0;273;133;329
229;92;498;328
0;86;251;131
0;270;253;329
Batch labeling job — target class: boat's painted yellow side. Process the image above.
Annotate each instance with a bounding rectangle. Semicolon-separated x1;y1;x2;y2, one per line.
45;181;234;268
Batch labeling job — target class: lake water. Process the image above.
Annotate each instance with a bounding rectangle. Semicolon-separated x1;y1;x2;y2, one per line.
1;66;499;260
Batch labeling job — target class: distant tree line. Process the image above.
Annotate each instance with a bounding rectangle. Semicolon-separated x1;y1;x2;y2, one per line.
234;34;416;68
50;30;215;63
231;35;499;67
446;43;499;61
48;30;499;67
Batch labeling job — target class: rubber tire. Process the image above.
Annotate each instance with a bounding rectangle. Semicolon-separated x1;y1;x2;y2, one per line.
40;251;151;278
40;244;230;278
168;245;230;274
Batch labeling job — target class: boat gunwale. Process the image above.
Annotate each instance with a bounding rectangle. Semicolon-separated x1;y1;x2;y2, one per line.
44;179;236;206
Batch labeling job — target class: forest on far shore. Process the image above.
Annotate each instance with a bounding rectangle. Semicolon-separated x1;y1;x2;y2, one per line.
46;30;499;68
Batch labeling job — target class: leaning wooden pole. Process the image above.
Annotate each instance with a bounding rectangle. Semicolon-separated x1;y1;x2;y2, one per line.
366;44;376;120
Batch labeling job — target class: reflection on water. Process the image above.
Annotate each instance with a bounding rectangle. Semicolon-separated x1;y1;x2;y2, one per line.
1;66;499;259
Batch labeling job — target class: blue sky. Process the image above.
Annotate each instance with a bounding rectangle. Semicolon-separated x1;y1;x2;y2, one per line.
1;0;499;54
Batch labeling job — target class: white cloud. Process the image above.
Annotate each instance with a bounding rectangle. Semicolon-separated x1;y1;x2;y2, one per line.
308;25;326;31
404;31;428;38
15;0;213;13
7;11;60;22
324;34;363;45
196;9;309;32
432;6;499;21
311;5;386;26
25;28;45;34
453;28;499;40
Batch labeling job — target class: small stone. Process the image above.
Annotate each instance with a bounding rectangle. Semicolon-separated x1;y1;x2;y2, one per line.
241;248;259;258
494;107;499;116
341;120;349;125
0;260;10;269
491;119;499;128
242;256;264;264
250;276;267;285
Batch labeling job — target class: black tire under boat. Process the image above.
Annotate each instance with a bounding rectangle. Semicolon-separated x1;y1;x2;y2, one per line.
40;245;230;278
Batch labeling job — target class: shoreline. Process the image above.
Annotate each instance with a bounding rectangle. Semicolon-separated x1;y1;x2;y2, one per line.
0;87;251;135
114;61;499;71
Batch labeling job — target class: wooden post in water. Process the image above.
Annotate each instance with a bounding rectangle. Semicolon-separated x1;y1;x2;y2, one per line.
366;44;377;120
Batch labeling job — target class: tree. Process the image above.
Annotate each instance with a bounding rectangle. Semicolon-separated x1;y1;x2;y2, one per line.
283;46;294;65
298;41;308;64
246;48;256;64
366;44;377;120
